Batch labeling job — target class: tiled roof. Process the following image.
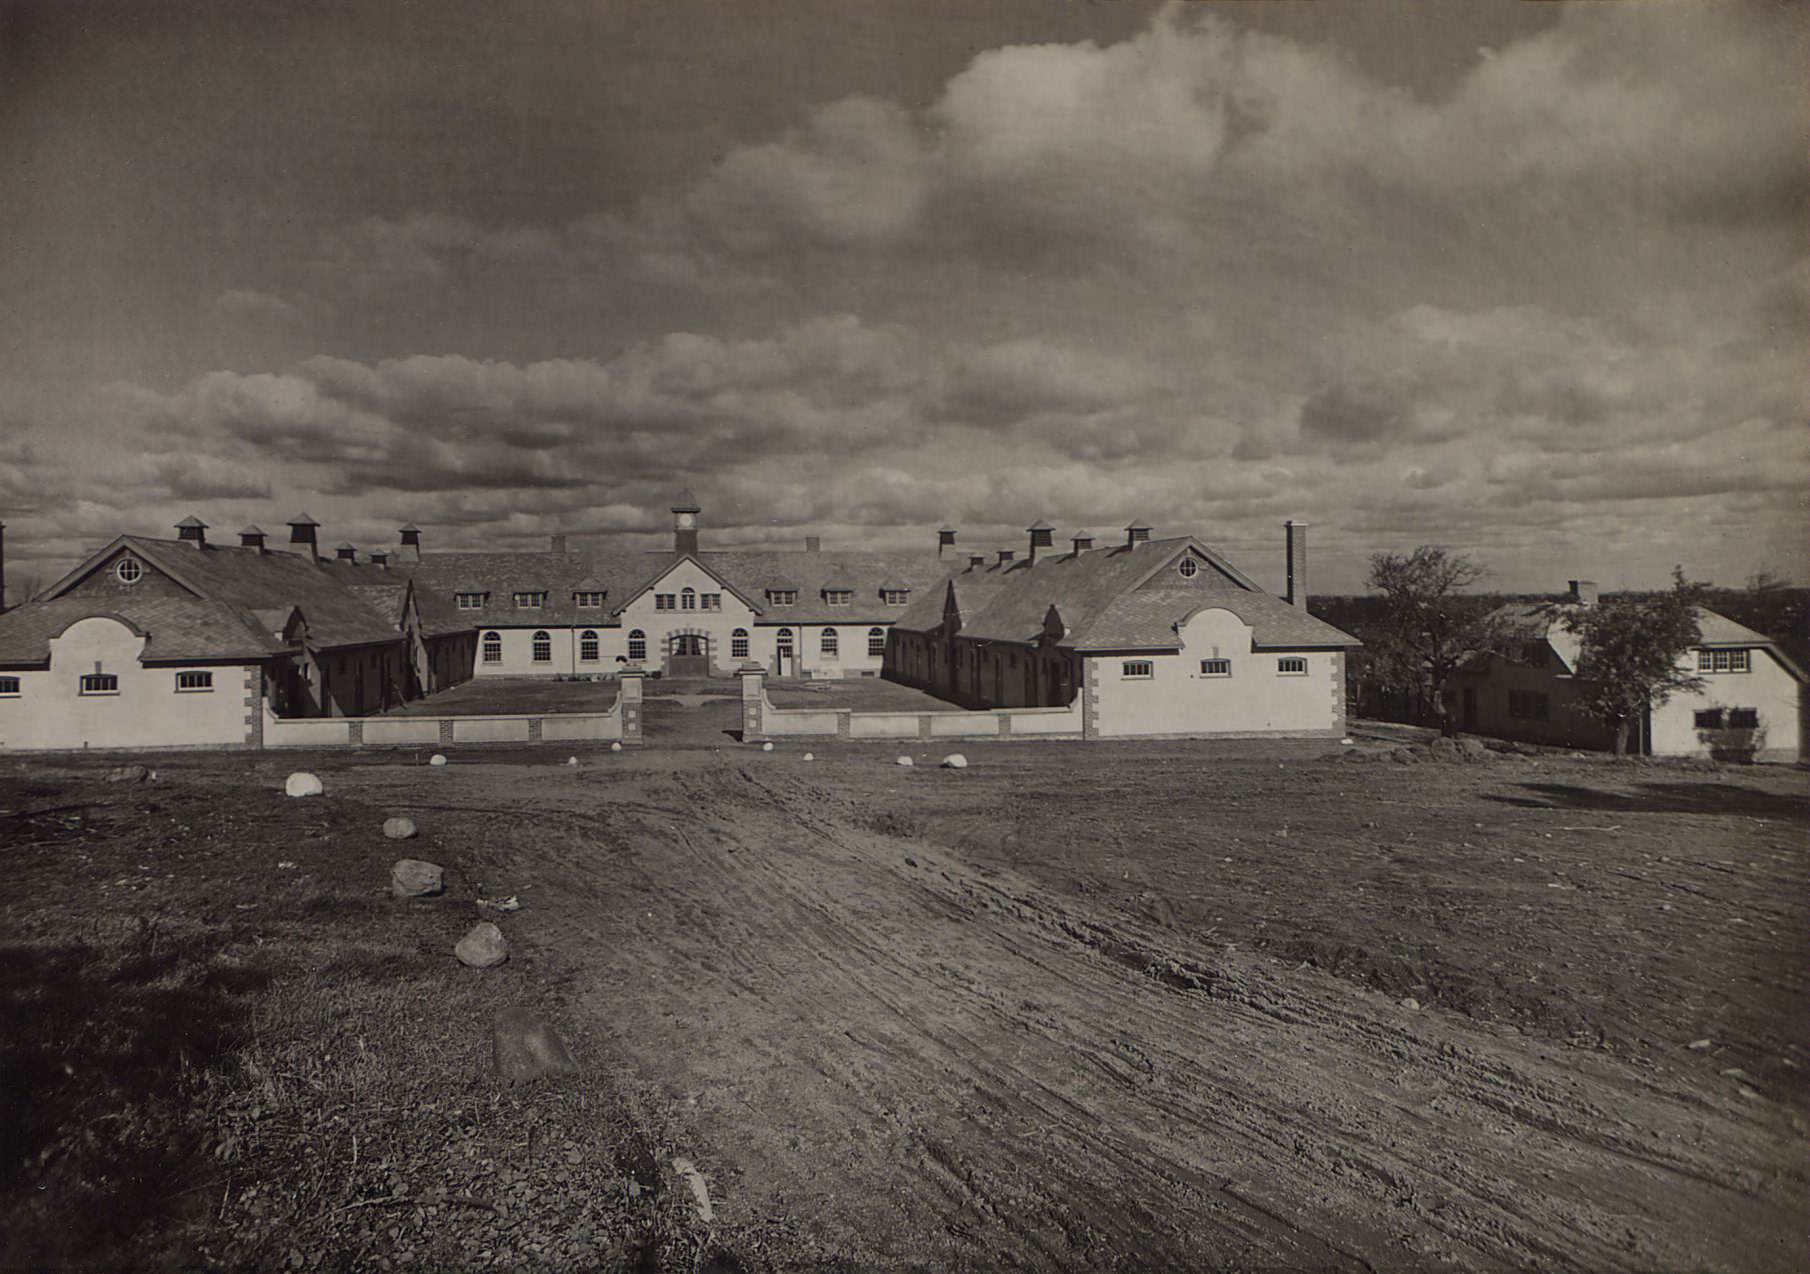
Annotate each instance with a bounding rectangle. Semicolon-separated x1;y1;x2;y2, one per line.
1481;601;1801;679
0;594;282;666
890;537;1359;653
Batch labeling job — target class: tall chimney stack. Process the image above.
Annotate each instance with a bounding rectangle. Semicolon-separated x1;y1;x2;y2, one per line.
1284;520;1308;609
937;526;957;559
0;519;7;612
1569;579;1598;607
287;514;321;561
398;523;422;563
175;515;209;549
1027;518;1054;566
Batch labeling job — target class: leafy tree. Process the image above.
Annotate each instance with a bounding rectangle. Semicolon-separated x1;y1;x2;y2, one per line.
1365;546;1492;736
1559;567;1706;756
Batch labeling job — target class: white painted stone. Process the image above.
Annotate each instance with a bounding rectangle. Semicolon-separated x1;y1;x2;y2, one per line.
567;756;579;767
429;754;448;767
284;771;324;798
610;741;623;752
802;752;814;762
382;816;417;840
761;742;774;752
895;756;914;767
941;754;969;769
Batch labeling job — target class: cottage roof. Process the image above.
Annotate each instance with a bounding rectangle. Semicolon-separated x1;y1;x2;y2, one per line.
1478;600;1804;680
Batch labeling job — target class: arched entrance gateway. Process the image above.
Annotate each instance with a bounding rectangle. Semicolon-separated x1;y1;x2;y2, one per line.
667;632;710;678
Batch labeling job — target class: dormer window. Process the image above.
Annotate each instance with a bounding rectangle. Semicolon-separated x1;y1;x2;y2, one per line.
574;591;605;608
456;592;487;610
513;592;546;609
881;589;910;606
824;589;853;607
768;589;797;606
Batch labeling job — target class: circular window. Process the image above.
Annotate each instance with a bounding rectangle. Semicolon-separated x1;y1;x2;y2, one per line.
1177;557;1198;579
115;557;142;584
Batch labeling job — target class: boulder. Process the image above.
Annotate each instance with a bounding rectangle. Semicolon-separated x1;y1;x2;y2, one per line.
1428;737;1461;762
429;754;448;767
941;754;969;769
802;753;814;762
390;858;444;897
610;741;623;753
1457;738;1492;763
382;816;418;840
761;742;774;752
285;771;325;798
492;1007;579;1084
1388;746;1419;766
566;756;579;767
895;755;914;767
105;764;150;784
456;921;509;969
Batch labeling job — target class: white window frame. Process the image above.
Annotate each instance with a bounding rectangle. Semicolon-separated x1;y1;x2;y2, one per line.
456;593;486;610
574;592;603;609
820;628;839;657
882;589;910;606
80;673;120;696
175;670;214;693
1699;648;1751;674
482;632;503;663
867;627;886;657
0;676;20;697
655;593;675;612
681;587;696;612
1277;657;1308;675
1200;658;1231;677
731;629;750;660
769;589;797;607
1122;660;1154;679
825;590;853;607
627;629;647;661
512;592;545;610
531;630;553;663
114;557;142;584
1177;557;1199;579
701;593;721;611
579;630;599;662
776;627;794;656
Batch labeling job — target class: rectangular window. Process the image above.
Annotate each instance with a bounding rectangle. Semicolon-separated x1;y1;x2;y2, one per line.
681;591;696;611
512;592;545;609
1200;659;1231;677
1728;708;1759;730
882;589;910;606
175;671;214;692
79;673;119;696
825;590;853;606
575;592;603;608
1122;660;1154;679
0;676;19;696
1701;648;1752;673
655;593;675;611
1694;708;1724;730
456;593;486;610
768;589;796;606
1277;657;1307;675
702;593;722;611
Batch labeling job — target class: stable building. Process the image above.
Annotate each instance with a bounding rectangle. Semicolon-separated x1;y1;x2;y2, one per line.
884;520;1362;739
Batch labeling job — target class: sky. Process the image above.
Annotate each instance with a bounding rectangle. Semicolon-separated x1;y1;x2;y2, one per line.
1;0;1805;597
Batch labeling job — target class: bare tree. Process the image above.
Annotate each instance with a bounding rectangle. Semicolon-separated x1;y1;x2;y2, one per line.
1366;546;1491;737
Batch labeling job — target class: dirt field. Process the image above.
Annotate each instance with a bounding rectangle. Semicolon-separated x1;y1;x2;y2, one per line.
3;731;1805;1271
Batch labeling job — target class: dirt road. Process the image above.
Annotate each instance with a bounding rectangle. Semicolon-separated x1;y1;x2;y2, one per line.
346;741;1807;1271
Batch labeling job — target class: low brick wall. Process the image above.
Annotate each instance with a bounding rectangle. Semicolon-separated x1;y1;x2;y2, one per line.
738;665;1082;743
262;669;644;748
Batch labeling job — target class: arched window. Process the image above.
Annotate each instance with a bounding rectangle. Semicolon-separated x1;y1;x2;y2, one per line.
681;587;696;611
579;630;599;662
820;628;839;657
776;627;794;656
532;630;552;663
627;629;646;661
482;631;502;663
731;628;750;660
867;626;886;657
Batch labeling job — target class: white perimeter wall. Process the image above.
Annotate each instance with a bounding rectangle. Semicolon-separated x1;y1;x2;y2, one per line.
1088;608;1343;738
0;616;254;750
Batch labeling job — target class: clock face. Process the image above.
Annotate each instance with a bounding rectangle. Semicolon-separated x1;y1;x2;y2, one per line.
677;512;695;529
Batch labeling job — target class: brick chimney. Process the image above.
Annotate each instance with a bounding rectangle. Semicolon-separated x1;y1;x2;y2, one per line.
370;548;390;570
334;542;358;563
239;525;268;552
0;519;7;612
937;526;957;559
175;515;208;549
1027;519;1054;565
398;523;422;563
1569;579;1598;606
549;533;567;555
288;514;321;560
1125;518;1151;547
804;535;821;553
1284;520;1308;609
1071;530;1095;555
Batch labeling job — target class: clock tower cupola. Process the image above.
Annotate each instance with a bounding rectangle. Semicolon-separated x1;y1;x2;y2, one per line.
671;489;701;556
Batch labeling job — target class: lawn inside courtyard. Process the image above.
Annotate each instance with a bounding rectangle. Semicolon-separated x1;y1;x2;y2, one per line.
2;738;1805;1270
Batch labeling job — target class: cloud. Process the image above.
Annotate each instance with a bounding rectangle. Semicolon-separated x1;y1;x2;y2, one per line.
213;289;299;323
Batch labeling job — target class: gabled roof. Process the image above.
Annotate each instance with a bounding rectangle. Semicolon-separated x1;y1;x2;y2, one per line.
890;537;1359;652
0;594;287;666
1479;600;1806;681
